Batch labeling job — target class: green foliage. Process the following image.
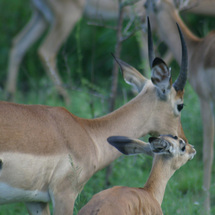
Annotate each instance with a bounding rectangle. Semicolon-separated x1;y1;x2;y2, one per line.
0;203;27;215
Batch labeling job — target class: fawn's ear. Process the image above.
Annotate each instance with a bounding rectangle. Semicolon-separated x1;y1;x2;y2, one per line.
107;136;153;156
149;136;174;154
151;58;172;99
113;56;147;93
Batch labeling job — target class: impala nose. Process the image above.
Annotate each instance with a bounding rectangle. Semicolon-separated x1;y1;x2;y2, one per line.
189;148;196;160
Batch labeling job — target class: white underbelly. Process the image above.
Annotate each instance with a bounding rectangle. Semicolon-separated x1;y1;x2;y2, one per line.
0;152;75;204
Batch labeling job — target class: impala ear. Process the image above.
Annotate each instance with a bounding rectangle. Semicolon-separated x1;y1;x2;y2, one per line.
112;55;147;93
151;57;172;99
107;136;153;156
149;136;173;154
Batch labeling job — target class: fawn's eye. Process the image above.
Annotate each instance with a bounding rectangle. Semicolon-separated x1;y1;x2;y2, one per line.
177;104;184;112
181;145;186;152
179;139;186;152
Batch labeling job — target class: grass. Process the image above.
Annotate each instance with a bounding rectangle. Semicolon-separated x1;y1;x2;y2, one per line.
0;0;215;214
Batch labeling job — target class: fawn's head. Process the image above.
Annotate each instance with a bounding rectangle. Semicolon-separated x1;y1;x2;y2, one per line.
107;135;196;170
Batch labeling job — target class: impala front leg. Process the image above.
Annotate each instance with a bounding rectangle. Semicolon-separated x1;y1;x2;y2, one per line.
200;99;214;214
50;173;80;215
52;187;78;215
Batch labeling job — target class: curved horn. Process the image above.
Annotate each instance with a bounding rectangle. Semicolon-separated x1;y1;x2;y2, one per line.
147;17;155;69
173;23;188;91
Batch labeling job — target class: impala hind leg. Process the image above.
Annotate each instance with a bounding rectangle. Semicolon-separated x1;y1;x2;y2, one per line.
6;10;46;101
200;99;214;214
38;3;84;106
26;202;50;215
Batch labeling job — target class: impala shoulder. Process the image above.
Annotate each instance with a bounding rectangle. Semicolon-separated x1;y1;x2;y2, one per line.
47;106;78;123
48;106;71;115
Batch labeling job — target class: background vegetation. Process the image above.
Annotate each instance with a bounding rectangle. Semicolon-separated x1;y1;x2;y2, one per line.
0;0;215;214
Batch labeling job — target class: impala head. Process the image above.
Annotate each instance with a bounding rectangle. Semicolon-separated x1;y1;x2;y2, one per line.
149;135;196;169
107;135;196;169
114;18;188;142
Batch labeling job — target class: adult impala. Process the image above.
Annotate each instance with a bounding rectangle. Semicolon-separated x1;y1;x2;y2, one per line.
6;0;209;103
78;135;196;215
181;0;215;16
6;0;146;103
145;0;215;212
0;19;188;214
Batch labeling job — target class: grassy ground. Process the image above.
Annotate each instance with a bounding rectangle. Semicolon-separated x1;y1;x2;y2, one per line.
0;0;215;214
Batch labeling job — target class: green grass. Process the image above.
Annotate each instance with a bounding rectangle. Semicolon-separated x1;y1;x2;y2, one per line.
0;0;215;214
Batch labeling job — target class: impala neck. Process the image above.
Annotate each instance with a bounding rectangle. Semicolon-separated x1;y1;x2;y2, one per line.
82;85;156;170
154;2;201;64
143;155;175;205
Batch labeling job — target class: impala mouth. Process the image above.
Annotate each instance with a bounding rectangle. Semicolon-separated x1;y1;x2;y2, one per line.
189;149;196;161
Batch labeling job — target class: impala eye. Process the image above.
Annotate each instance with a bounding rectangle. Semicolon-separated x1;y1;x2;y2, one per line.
177;104;184;112
179;139;186;152
181;145;186;152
